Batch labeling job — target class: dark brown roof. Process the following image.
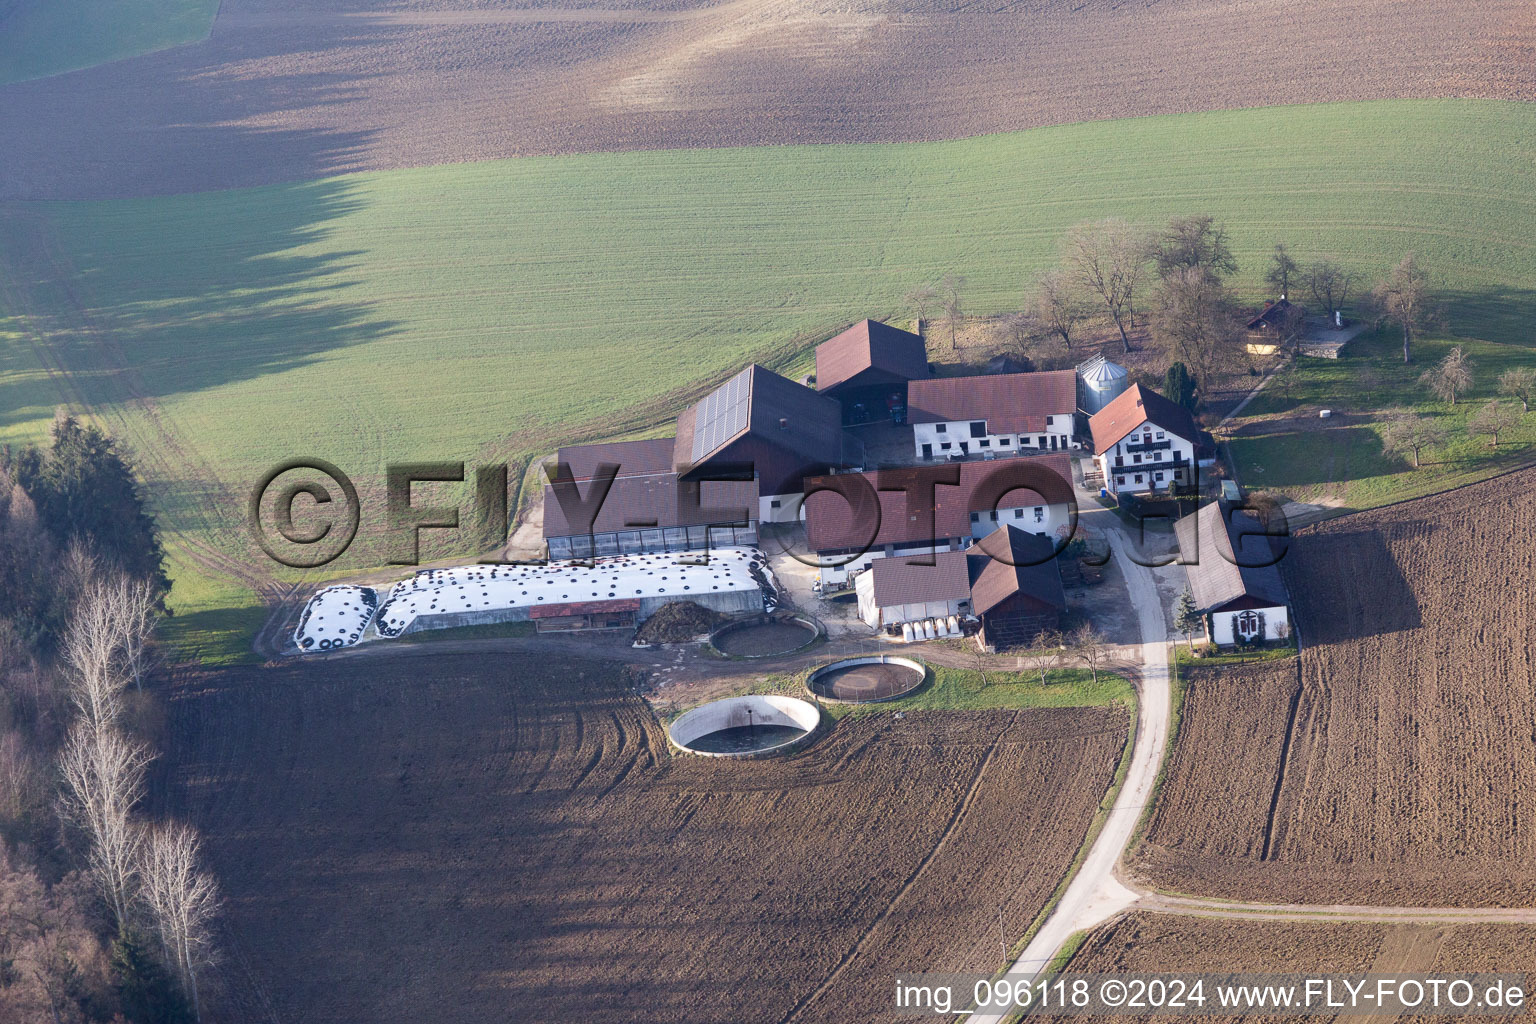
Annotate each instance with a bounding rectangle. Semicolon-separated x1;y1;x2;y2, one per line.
1089;384;1199;452
803;454;1073;552
815;320;929;393
674;365;854;474
1246;297;1294;331
967;526;1067;615
553;438;675;481
906;370;1077;434
542;473;757;539
867;549;972;608
1175;501;1289;612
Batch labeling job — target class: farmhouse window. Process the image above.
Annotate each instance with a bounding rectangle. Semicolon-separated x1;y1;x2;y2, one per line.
999;437;1011;446
1156;431;1165;440
970;421;986;438
979;439;991;447
1134;474;1144;484
1154;472;1164;482
1034;507;1044;522
941;442;951;451
1236;610;1262;640
1014;509;1024;518
1045;415;1054;425
1037;436;1047;447
936;424;947;433
770;499;781;509
1133;454;1142;464
970;512;980;523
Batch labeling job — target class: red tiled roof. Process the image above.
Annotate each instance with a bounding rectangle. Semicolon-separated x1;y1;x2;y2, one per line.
867;549;972;608
803;454;1073;552
815;319;929;393
1088;384;1199;452
906;370;1077;435
967;526;1067;615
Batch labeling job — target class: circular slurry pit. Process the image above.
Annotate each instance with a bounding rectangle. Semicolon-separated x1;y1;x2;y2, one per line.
806;656;927;704
710;616;820;658
668;695;821;759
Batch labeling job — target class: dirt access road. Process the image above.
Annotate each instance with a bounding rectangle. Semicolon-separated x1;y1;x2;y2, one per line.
3;0;1533;199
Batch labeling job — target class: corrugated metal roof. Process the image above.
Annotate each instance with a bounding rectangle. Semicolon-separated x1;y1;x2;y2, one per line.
907;369;1077;435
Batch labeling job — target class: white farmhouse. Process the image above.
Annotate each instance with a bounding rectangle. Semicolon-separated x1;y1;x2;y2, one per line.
1176;501;1292;646
906;370;1077;462
1088;384;1199;495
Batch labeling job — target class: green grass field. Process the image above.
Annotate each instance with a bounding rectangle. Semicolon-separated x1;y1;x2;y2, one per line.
2;98;1534;659
0;0;218;84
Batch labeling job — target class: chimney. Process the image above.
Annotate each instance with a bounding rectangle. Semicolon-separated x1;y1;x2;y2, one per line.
779;417;789;430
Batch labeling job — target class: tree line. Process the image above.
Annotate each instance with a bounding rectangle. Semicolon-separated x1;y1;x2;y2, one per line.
2;412;217;1023
905;215;1459;414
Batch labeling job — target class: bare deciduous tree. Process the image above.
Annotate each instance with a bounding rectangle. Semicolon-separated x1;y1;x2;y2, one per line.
1379;410;1449;469
1153;267;1240;389
1498;366;1536;414
1152;214;1237;282
1069;623;1109;684
939;274;966;353
1021;629;1063;687
62;579;131;734
904;284;938;331
1064;218;1149;354
1419;345;1474;406
1265;243;1300;298
1306;261;1355;320
58;724;151;934
142;822;221;1022
1033;270;1092;352
1372;254;1436;363
1468;399;1520;448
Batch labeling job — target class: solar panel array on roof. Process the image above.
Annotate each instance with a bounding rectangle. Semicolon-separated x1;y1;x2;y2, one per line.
690;368;751;463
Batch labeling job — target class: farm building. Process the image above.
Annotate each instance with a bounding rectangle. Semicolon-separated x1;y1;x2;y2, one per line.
856;549;973;632
1245;297;1302;356
1176;501;1292;646
801;454;1074;586
674;364;864;523
1076;353;1129;416
907;369;1077;462
542;437;759;559
814;319;929;424
1089;384;1199;496
967;526;1067;652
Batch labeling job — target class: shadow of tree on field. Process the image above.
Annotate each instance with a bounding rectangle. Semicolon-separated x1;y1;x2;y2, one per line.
0;177;399;426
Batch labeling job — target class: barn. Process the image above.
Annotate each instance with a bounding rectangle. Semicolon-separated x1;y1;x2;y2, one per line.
1176;501;1292;646
855;549;973;632
814;319;929;424
967;526;1067;652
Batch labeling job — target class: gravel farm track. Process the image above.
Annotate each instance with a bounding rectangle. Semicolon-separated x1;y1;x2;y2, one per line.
1130;467;1536;907
1;0;1534;199
160;652;1129;1024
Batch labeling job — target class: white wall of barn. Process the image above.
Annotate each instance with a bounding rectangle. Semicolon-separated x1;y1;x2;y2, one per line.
1210;605;1291;646
912;412;1073;461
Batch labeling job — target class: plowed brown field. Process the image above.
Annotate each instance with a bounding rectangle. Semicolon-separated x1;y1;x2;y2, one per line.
1066;913;1536;1024
162;652;1127;1023
1134;468;1536;906
2;0;1533;198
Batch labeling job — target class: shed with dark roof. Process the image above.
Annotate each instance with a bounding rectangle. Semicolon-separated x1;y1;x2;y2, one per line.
967;526;1067;651
815;319;929;423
